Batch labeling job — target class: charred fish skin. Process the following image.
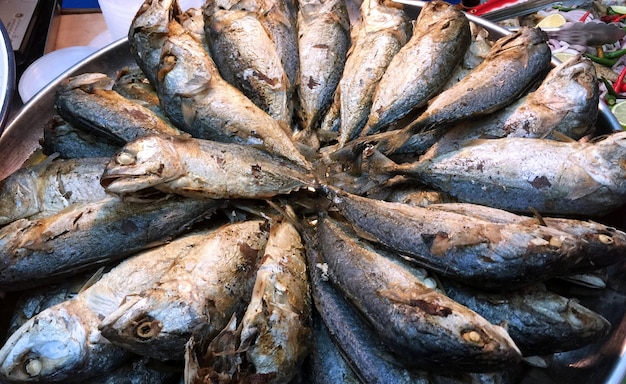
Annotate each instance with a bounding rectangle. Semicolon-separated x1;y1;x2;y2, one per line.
128;0;179;86
316;215;522;372
360;1;470;137
403;132;626;217
204;0;292;126
323;186;587;289
0;196;218;290
238;219;312;383
371;26;552;154
0;230;204;383
54;73;183;145
98;220;269;361
83;356;181;384
42;116;120;159
295;0;350;132
440;279;612;357
156;20;310;168
100;135;313;200
305;312;361;384
0;156;110;226
336;0;411;147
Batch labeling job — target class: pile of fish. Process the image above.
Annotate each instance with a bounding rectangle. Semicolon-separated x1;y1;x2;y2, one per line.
1;0;625;382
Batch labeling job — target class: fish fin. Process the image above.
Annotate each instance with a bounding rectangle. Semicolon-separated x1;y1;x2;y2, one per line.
31;152;60;176
84;284;131;315
78;266;106;294
528;207;547;226
565;176;600;200
550;131;576;142
327;141;366;175
375;127;415;155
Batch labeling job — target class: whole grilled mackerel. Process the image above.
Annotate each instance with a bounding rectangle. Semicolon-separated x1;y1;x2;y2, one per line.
360;0;470;137
204;0;292;126
421;53;600;160
237;219;312;382
396;131;626;217
100;135;313;200
0;196;218;290
295;0;350;132
99;220;269;361
335;0;411;147
301;225;453;383
184;219;312;383
439;279;611;357
369;26;552;155
156;20;310;168
55;73;183;145
323;186;587;289
0;230;210;382
317;215;522;372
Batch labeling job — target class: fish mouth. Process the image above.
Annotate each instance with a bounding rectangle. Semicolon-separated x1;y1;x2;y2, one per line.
100;171;170;197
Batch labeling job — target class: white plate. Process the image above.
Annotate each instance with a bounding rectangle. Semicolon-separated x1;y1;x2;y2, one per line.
18;46;98;103
0;19;15;134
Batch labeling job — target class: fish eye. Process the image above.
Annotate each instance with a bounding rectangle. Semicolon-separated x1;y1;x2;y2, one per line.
598;234;614;244
134;317;163;339
23;357;42;377
116;151;136;166
461;329;485;347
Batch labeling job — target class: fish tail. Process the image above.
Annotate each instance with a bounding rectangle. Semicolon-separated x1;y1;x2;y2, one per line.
374;126;414;155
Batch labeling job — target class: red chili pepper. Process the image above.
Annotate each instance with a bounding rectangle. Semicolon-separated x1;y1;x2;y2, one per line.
466;0;518;15
579;10;591;22
613;66;626;94
601;14;626;23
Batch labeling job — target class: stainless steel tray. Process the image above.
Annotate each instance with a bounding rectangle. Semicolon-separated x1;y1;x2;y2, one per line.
0;14;625;384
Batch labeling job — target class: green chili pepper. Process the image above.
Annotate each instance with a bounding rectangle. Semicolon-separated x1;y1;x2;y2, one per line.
551;5;575;11
584;54;618;67
606;94;617;106
601;77;620;98
604;49;626;60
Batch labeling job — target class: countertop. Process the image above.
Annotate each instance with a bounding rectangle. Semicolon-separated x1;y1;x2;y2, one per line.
6;12;109;117
53;12;108;50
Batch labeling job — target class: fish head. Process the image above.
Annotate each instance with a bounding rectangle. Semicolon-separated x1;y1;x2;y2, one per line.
158;21;214;97
100;135;186;196
0;306;87;381
132;0;178;32
527;54;599;138
99;290;207;360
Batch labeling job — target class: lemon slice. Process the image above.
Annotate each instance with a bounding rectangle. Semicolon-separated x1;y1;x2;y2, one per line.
610;5;626;14
611;101;626;129
536;13;567;29
553;52;575;63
